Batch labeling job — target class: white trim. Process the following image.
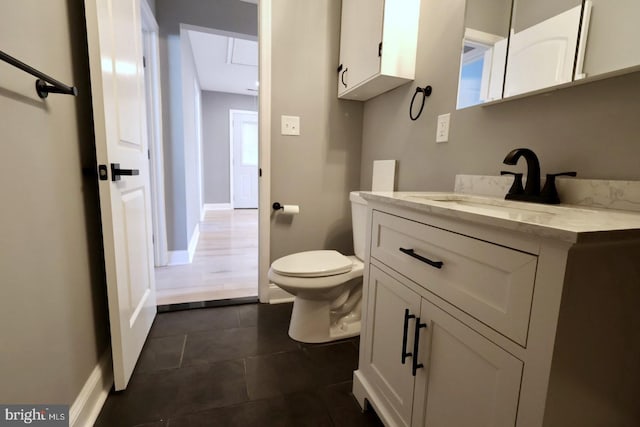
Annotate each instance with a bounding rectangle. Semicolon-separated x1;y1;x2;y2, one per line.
167;223;200;265
70;349;113;427
141;0;169;267
229;109;259;209
204;203;233;211
258;0;272;303
194;79;205;222
168;250;190;266
464;28;503;46
188;222;200;262
268;283;295;304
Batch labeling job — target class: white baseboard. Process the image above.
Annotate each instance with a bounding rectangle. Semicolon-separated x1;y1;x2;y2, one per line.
168;224;200;266
70;348;113;427
204;203;232;211
168;250;189;265
268;283;294;304
188;223;200;262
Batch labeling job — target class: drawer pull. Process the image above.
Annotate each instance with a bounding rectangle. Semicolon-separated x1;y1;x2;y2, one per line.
399;247;444;269
412;318;428;376
401;309;415;364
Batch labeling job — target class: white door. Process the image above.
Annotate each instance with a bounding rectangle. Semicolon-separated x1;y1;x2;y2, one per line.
504;4;583;97
232;111;258;209
85;0;157;390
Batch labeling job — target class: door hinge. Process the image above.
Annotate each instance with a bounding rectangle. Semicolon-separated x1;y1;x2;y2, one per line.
148;149;151;160
378;42;382;57
143;55;146;68
259;168;262;177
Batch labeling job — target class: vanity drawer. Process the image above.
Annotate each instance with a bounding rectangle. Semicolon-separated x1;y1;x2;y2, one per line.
370;210;537;346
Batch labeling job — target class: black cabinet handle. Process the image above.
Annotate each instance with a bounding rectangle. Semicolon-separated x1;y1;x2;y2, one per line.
401;309;415;364
341;68;348;88
111;163;140;182
399;248;443;269
412;317;428;376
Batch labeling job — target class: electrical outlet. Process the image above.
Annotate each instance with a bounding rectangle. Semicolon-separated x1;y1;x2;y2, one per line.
281;115;300;136
436;113;450;143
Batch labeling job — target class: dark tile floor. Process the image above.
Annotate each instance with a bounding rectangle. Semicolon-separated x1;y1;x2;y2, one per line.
95;302;383;427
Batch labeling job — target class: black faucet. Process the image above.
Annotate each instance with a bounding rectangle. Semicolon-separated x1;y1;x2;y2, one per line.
503;148;540;197
502;148;576;204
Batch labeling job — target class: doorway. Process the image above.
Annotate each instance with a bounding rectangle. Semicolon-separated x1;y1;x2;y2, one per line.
150;25;260;305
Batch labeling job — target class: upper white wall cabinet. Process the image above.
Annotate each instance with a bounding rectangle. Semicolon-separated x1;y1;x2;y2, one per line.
337;0;421;101
456;0;640;109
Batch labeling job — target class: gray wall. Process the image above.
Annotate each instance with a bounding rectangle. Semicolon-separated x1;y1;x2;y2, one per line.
0;0;109;403
360;0;640;193
270;0;364;261
180;29;201;244
155;0;257;250
202;91;258;204
465;0;512;37
146;0;156;15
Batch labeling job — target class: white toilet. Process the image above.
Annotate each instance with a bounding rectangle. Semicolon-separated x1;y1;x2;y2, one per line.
268;191;367;343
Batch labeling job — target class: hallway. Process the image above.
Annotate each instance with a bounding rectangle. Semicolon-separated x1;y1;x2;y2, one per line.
155;209;258;305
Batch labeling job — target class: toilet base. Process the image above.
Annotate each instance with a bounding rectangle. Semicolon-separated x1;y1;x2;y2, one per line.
288;297;361;343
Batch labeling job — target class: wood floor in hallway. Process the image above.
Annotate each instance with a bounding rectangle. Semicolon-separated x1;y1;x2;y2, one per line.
155;209;258;305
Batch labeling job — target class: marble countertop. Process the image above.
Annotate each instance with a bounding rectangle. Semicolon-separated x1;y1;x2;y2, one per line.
360;191;640;243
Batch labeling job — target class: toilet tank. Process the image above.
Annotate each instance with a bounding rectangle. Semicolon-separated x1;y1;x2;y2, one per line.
350;191;368;260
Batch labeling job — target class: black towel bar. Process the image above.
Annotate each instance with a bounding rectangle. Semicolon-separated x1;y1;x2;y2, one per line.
0;49;78;98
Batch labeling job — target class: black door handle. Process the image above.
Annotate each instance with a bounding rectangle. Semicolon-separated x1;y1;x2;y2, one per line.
412;318;428;376
401;309;415;364
399;248;444;269
111;163;139;181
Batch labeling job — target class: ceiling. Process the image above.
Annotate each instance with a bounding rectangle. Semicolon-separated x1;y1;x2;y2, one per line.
187;30;258;97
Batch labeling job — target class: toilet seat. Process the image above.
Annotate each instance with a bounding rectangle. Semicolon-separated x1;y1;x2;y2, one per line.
271;250;353;277
269;256;364;290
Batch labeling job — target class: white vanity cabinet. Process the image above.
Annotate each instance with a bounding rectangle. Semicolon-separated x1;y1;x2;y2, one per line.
363;264;522;427
353;194;640;427
337;0;420;101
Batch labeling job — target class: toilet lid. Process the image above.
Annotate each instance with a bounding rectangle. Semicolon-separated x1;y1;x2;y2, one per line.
271;250;353;277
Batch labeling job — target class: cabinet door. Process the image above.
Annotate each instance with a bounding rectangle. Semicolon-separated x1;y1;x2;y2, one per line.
413;298;523;427
363;265;421;427
338;0;384;95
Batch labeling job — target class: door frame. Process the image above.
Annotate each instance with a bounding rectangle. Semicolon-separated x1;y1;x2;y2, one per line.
229;109;259;209
141;0;169;267
193;78;204;221
135;0;273;301
258;0;271;303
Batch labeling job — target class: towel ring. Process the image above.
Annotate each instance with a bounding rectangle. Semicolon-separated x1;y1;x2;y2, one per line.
409;85;432;121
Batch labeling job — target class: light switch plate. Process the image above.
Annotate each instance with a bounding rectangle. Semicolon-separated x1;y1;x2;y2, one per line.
436;113;450;143
281;115;300;136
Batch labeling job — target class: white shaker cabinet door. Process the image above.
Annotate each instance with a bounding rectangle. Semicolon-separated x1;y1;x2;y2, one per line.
362;265;421;427
337;0;384;96
413;298;523;427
